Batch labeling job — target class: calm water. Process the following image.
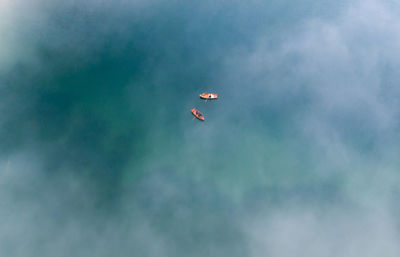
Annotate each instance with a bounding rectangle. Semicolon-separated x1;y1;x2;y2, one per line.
1;0;400;256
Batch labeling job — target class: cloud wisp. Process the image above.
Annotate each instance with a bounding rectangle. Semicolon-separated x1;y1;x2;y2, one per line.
1;0;400;256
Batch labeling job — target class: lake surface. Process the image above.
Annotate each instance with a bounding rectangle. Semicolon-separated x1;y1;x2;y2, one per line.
1;0;400;256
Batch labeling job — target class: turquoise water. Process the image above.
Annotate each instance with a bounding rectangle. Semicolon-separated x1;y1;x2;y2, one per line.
2;0;400;256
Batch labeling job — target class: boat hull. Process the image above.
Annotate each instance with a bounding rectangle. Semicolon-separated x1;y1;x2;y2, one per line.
191;108;205;121
200;93;218;100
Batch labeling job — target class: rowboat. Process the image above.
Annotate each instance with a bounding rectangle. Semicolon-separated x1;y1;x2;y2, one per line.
191;108;204;121
200;93;218;100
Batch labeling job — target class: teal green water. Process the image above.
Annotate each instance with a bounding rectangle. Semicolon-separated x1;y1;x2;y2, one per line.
2;0;400;256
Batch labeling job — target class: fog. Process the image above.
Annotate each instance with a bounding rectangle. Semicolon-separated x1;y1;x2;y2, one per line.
1;0;400;256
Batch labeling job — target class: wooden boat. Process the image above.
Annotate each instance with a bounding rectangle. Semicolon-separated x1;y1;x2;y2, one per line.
191;108;204;121
200;93;218;100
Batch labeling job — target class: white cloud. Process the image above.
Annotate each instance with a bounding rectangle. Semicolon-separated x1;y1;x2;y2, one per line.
2;0;400;256
230;1;400;255
245;207;400;257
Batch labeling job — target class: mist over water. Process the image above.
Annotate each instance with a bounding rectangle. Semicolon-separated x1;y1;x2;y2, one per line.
1;0;400;256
